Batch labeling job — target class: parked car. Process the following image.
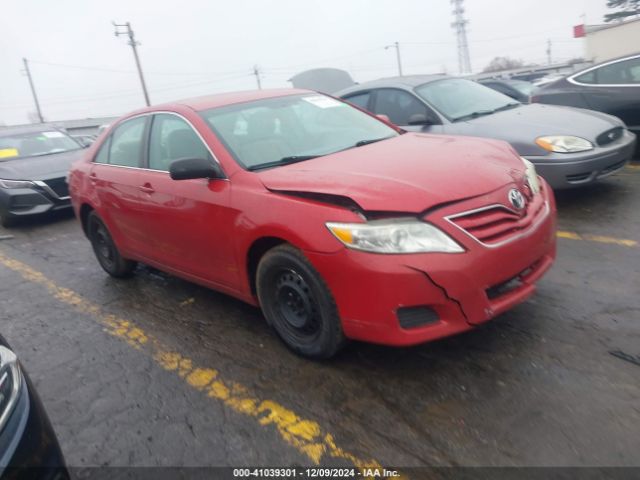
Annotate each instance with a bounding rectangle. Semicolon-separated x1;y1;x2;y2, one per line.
0;126;86;227
478;78;536;103
337;75;636;189
531;53;640;156
0;334;69;479
69;89;556;359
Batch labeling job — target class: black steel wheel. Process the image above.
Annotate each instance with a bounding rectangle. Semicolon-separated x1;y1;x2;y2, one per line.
257;244;346;359
87;212;136;278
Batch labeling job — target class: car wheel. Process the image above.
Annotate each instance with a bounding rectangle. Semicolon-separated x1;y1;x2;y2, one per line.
256;244;346;359
0;210;16;228
87;212;136;278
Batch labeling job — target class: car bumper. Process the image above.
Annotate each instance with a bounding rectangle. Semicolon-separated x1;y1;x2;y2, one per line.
525;130;636;189
0;370;69;480
304;184;557;347
0;187;72;220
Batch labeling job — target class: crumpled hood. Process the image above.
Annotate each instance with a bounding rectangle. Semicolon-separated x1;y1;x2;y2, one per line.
0;149;83;181
444;103;624;156
257;133;525;212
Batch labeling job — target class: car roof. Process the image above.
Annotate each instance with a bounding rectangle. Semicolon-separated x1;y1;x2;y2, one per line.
133;88;314;115
336;74;449;96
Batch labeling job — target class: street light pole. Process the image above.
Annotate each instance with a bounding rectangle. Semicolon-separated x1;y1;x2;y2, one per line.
113;21;151;106
22;58;44;123
385;42;403;76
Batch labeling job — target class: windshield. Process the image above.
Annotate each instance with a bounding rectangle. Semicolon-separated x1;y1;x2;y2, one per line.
200;94;398;170
0;130;82;161
510;80;535;97
415;78;519;122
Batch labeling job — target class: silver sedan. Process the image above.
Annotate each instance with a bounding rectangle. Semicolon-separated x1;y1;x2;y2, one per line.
337;75;637;189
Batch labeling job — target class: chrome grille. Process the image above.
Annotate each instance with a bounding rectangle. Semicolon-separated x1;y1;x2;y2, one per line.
446;194;548;247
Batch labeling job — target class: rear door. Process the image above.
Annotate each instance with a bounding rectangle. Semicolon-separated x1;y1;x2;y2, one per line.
134;113;237;288
90;116;148;256
572;56;640;134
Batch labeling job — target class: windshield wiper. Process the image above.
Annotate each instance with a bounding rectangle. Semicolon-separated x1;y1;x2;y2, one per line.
493;102;521;112
453;103;521;122
247;155;320;171
354;135;395;147
452;110;495;122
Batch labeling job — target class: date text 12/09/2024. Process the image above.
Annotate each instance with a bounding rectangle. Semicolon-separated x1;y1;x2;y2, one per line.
233;468;400;478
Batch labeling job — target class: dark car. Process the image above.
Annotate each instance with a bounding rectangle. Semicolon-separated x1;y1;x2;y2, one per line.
479;78;536;103
0;126;85;227
0;335;68;479
337;75;636;189
531;53;640;155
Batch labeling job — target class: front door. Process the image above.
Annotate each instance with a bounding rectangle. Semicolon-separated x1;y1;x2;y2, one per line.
135;113;238;289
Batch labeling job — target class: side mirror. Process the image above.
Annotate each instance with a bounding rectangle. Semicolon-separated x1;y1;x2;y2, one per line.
76;136;94;148
169;157;224;180
407;113;433;126
376;114;392;124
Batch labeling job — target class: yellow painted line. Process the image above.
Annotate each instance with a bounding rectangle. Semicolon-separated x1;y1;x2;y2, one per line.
0;250;381;470
626;164;640;170
557;230;637;248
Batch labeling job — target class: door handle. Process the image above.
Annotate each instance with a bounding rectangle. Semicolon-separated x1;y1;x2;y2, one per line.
139;183;155;194
89;173;98;183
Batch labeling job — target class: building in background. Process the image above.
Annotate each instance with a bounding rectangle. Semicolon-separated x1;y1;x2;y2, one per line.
574;18;640;63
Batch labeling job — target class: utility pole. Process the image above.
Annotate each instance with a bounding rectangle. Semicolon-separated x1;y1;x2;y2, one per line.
113;21;151;106
451;0;472;74
546;39;552;65
253;65;262;90
22;58;44;123
385;42;403;76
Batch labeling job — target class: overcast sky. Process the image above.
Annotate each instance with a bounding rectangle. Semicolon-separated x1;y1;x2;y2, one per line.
0;0;610;125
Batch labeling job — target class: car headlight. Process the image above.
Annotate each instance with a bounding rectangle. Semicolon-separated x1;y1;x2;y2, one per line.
326;219;464;254
535;135;594;153
0;346;23;432
0;179;36;189
521;158;540;195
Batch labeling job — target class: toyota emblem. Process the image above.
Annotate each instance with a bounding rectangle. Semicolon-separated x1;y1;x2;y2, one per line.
508;189;525;210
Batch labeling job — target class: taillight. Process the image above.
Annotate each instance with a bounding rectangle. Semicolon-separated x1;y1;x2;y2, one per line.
530;95;540;103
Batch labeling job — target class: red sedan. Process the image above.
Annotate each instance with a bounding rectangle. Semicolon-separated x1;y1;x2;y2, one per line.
68;89;557;359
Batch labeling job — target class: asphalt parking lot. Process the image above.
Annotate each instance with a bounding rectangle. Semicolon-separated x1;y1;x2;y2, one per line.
1;164;639;470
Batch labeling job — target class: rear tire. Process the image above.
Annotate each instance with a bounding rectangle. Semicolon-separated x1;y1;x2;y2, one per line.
87;212;136;278
256;244;346;359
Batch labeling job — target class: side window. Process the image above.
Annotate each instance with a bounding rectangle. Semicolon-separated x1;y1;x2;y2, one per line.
344;92;371;110
575;70;595;84
108;117;147;167
148;114;210;171
93;136;111;164
593;57;640;85
373;89;429;125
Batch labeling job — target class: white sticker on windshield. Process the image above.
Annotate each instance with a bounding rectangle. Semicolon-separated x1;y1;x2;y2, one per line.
42;131;65;138
302;95;344;109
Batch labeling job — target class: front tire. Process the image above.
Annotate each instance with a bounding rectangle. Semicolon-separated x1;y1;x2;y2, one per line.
256;244;346;359
87;212;137;278
0;209;16;228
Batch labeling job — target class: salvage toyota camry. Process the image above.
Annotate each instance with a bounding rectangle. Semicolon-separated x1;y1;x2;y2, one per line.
68;89;557;359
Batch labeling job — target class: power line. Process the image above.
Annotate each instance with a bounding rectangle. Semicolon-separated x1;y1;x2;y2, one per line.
113;21;151;106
